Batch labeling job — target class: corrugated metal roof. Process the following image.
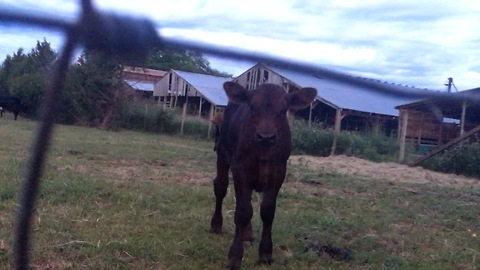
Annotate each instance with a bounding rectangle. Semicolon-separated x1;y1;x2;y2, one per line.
174;70;231;106
266;65;431;116
124;79;155;92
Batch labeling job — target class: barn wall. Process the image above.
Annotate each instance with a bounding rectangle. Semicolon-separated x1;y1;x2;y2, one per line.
399;109;460;145
405;110;442;143
235;65;285;91
153;73;170;97
154;71;202;98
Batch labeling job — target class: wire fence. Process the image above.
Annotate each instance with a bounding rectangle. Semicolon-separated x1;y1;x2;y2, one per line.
0;0;476;269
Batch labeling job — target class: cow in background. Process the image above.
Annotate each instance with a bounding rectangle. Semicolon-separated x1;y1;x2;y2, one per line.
0;94;23;120
210;82;317;269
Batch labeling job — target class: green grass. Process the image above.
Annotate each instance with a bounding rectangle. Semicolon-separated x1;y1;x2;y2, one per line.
0;119;479;269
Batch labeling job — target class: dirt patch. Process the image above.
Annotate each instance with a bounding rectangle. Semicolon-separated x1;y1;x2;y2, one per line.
289;155;480;188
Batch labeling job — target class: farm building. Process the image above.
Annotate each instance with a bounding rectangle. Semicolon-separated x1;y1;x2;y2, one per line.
123;66;167;99
235;63;433;137
153;69;231;132
396;87;480;161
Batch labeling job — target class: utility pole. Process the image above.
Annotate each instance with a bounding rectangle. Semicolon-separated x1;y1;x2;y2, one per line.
444;77;458;92
445;77;453;92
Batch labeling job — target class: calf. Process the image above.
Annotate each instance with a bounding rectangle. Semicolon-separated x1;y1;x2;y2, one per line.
210;82;317;269
0;94;23;120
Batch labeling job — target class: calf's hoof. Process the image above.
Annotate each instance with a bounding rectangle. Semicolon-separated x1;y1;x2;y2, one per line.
209;226;222;234
259;255;273;265
224;259;241;270
210;217;223;234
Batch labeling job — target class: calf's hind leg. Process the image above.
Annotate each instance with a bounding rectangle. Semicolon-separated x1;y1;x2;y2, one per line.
210;155;230;234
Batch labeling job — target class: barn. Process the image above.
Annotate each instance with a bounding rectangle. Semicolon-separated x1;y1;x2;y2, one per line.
153;69;231;134
154;69;231;116
123;66;167;99
235;63;432;135
396;87;480;161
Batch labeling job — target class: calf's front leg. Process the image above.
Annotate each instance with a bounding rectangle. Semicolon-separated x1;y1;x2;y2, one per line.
226;182;253;270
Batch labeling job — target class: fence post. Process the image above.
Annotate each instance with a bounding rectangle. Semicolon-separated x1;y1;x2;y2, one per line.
144;103;148;130
330;108;342;156
180;97;188;135
398;109;409;162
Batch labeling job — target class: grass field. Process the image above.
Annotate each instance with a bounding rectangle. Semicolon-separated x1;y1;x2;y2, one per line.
1;119;479;269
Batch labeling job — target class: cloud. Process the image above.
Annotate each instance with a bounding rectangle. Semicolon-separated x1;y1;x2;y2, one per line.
1;0;480;91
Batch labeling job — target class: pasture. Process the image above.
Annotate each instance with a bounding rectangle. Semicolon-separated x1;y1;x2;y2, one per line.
0;119;479;269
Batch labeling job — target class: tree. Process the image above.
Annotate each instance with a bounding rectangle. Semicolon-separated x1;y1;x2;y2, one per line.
62;49;131;129
0;39;57;117
145;48;232;77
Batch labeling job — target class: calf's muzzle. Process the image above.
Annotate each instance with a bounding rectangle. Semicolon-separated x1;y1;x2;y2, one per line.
255;132;277;146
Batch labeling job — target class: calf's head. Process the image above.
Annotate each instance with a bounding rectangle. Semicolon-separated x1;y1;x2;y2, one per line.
223;82;317;146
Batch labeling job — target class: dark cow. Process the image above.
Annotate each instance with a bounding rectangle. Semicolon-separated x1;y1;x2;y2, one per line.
210;82;317;269
0;94;23;120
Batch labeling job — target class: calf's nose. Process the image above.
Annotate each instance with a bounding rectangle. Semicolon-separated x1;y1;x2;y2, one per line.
256;132;277;146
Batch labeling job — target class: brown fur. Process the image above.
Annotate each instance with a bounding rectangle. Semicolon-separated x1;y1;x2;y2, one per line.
210;82;317;269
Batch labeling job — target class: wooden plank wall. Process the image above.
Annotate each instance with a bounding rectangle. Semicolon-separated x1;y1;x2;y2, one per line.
404;110;442;143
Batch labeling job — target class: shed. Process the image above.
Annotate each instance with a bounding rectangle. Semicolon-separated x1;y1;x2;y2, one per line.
234;63;434;154
236;63;431;132
122;66;167;99
153;69;231;134
396;87;480;161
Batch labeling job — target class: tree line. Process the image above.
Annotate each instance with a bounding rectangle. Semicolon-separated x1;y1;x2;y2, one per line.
0;39;231;128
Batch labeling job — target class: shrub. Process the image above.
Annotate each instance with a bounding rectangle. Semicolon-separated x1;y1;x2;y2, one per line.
420;142;480;178
118;101;211;140
291;120;399;162
182;120;210;139
291;121;333;156
119;102;179;133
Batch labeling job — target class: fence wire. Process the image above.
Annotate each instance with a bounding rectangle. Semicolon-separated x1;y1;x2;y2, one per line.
0;0;474;269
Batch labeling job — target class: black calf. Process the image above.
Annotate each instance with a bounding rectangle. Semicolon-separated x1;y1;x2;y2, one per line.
0;94;23;120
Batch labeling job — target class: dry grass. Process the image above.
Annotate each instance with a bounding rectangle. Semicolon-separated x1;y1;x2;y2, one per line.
1;119;479;269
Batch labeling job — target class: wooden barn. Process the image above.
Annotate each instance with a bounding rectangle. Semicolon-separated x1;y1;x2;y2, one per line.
153;69;231;133
235;63;431;136
396;87;480;161
123;66;167;99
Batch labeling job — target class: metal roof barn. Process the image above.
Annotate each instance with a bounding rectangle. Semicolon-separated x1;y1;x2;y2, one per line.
154;69;231;136
395;87;480;161
265;65;431;117
234;63;438;155
154;69;230;107
172;70;230;106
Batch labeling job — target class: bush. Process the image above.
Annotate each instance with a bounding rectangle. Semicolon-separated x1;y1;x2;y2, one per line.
291;120;399;162
420;142;480;178
182;120;210;139
119;102;211;139
291;121;333;156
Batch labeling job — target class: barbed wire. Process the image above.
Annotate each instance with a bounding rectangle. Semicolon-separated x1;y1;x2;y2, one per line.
0;0;477;269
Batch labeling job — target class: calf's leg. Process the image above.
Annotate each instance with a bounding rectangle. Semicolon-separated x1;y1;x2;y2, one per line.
259;166;285;264
210;155;230;234
226;185;253;270
258;189;278;264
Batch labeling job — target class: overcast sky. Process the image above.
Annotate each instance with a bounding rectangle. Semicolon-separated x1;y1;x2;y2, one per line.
1;0;480;91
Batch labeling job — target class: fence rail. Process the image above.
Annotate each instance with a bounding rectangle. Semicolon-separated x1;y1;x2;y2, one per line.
0;0;474;269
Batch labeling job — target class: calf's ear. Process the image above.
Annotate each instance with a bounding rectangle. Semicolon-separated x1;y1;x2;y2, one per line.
223;82;250;104
286;87;317;109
